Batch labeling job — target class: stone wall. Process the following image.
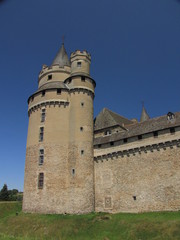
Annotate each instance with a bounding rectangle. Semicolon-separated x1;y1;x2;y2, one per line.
94;130;180;213
23;82;95;214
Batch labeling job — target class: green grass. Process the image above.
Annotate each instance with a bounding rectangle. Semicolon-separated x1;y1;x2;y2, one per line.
0;202;180;240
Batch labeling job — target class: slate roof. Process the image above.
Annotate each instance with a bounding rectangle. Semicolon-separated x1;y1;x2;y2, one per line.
94;112;180;145
37;81;69;92
51;43;70;67
94;108;134;131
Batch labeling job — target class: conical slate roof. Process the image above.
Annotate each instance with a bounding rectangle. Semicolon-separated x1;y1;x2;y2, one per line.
51;43;70;67
140;106;150;122
94;108;133;130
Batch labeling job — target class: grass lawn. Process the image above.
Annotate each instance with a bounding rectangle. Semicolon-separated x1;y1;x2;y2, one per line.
0;202;180;240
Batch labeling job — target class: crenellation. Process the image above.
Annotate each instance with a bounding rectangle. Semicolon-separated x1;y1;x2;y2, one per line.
94;138;180;161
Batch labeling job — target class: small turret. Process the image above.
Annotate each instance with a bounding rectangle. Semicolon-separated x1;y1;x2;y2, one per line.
70;50;91;76
51;43;70;67
38;43;71;88
140;104;150;122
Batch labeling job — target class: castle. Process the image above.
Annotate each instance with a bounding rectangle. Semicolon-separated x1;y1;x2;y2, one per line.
23;43;180;214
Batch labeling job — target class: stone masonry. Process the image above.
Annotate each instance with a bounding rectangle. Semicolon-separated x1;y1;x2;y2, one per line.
23;43;180;214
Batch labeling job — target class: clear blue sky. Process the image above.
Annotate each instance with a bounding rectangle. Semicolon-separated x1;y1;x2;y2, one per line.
0;0;180;191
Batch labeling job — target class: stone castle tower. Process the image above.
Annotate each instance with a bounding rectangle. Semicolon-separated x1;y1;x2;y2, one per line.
23;43;96;214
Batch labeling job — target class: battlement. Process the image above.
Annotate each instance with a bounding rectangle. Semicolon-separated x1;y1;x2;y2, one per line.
39;64;71;78
70;50;91;62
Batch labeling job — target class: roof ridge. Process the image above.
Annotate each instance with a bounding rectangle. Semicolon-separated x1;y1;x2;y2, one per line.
107;108;132;123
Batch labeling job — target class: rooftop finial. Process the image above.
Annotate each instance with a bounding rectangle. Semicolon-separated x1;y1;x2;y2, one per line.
141;100;144;108
62;35;65;45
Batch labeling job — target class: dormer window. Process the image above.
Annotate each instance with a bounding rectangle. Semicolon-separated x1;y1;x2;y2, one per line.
77;61;81;67
105;130;111;136
167;112;175;121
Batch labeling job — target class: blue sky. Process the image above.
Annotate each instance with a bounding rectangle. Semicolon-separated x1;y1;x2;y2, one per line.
0;0;180;191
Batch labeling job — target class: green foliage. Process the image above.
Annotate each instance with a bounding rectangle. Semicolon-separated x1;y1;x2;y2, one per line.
0;184;9;201
0;184;22;202
16;193;23;202
0;202;180;240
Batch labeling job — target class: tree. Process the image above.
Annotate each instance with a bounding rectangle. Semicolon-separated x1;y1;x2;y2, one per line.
8;189;19;201
0;184;9;201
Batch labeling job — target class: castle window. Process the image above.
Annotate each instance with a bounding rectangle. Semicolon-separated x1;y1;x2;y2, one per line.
77;61;81;67
170;127;175;134
39;149;44;165
48;74;52;80
98;144;101;148
38;173;44;189
41;108;46;122
81;76;85;81
105;130;111;136
68;78;72;84
57;89;61;94
138;135;142;140
72;168;75;176
133;196;136;201
31;96;34;102
39;127;44;142
167;112;175;121
81;150;84;155
42;90;45;97
80;127;83;131
123;138;127;143
110;142;114;146
153;131;158;137
81;102;84;107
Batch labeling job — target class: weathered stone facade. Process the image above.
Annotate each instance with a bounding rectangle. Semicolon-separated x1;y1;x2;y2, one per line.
23;44;95;214
23;43;180;214
94;127;180;213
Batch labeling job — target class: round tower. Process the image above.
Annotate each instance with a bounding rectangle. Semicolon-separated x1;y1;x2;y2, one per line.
70;50;91;76
23;44;96;214
65;50;96;213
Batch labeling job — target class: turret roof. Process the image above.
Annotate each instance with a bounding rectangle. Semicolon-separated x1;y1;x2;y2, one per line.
38;81;68;91
51;43;70;67
140;106;150;122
